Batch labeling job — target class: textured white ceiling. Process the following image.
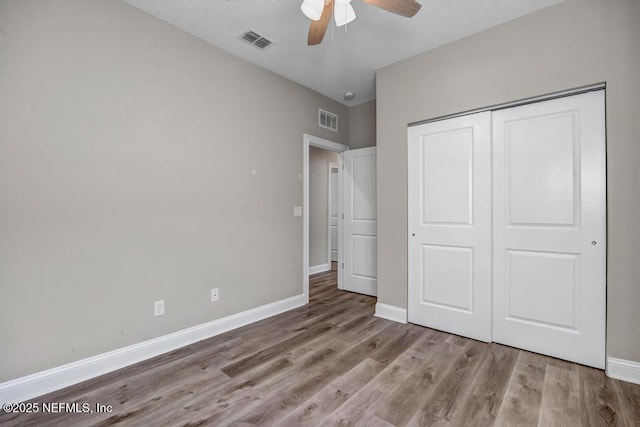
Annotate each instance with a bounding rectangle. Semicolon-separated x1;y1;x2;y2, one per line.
122;0;563;106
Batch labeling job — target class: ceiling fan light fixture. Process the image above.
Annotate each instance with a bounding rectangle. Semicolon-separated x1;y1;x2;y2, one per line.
334;2;356;27
301;0;325;21
334;0;352;5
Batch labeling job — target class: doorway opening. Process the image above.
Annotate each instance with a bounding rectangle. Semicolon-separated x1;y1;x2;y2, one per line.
308;147;340;275
302;134;349;304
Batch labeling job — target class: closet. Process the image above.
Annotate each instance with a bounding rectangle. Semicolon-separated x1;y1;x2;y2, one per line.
407;90;606;368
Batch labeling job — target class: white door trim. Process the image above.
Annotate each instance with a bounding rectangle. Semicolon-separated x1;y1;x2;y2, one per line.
303;134;349;303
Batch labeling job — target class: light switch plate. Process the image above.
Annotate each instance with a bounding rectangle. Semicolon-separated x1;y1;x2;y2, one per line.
154;300;165;316
293;206;302;217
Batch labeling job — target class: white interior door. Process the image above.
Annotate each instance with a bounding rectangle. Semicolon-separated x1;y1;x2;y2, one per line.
408;112;492;342
492;91;606;368
329;164;339;262
343;147;377;296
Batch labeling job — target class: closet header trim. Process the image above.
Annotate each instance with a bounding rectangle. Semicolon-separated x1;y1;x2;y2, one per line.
408;82;605;128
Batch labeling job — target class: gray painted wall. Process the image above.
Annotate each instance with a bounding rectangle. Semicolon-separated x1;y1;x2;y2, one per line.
377;0;640;363
348;100;377;149
309;147;340;268
0;0;349;382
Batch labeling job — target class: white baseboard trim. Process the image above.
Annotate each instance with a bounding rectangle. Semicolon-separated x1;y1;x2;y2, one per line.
0;293;306;404
309;263;331;275
607;357;640;385
374;302;407;324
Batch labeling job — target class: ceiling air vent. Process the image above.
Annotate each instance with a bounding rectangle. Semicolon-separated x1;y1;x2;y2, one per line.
238;29;274;50
318;109;338;132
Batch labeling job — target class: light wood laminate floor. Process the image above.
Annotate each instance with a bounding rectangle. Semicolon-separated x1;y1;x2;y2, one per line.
2;264;639;426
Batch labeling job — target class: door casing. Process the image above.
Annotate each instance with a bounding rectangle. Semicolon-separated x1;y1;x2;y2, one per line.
303;134;349;303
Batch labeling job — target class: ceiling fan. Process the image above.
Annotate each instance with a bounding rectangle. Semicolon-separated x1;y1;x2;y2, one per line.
301;0;422;45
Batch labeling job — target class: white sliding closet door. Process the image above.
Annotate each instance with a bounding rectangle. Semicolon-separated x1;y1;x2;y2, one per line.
492;91;606;368
407;90;606;368
408;112;492;342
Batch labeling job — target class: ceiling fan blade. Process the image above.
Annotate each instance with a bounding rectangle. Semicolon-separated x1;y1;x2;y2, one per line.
308;0;333;45
361;0;422;18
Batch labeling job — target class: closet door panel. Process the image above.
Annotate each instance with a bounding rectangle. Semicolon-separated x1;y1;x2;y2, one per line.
492;91;606;369
408;112;492;342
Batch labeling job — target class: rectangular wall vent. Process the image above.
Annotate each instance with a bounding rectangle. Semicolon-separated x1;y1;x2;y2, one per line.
319;109;338;132
238;29;274;50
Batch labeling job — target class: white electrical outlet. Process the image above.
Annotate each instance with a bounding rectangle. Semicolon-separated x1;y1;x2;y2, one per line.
211;288;219;302
154;300;165;316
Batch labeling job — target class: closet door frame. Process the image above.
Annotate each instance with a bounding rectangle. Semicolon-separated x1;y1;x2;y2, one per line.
407;83;607;367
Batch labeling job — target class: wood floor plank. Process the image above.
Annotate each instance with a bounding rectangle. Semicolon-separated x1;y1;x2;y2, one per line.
358;414;398;427
374;340;463;426
188;317;345;424
234;363;339;424
613;378;640;427
115;337;339;426
538;364;582;426
220;322;334;377
2;267;640;427
371;324;425;365
320;344;429;426
91;368;233;427
338;315;390;344
494;351;547;427
27;334;243;406
278;358;385;426
243;369;336;424
578;364;622;426
406;340;489;426
449;344;519;427
328;323;397;377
